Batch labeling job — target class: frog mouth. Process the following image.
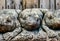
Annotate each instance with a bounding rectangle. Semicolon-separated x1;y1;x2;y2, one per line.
0;24;15;33
24;23;39;31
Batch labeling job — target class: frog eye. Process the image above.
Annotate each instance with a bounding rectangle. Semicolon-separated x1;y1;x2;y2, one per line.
37;18;40;21
23;17;26;20
48;15;53;19
6;17;11;23
6;19;11;23
29;15;31;16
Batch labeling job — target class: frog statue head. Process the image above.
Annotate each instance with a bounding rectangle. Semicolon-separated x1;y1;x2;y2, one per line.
0;9;20;32
19;9;43;31
44;10;60;30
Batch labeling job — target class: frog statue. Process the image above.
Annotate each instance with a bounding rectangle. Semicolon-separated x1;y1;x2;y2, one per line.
0;9;21;41
42;10;60;38
43;10;60;30
19;9;43;30
11;9;56;41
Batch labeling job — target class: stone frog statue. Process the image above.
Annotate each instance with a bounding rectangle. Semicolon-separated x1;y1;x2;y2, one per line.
0;9;22;41
43;10;60;30
19;9;43;31
0;9;21;32
42;10;60;37
12;9;47;41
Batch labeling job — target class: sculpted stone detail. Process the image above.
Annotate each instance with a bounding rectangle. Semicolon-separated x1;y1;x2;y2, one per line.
44;10;60;30
0;9;60;41
19;9;43;30
0;9;21;32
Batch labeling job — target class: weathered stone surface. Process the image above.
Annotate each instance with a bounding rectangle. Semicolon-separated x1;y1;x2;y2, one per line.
11;29;47;41
0;34;4;41
0;9;60;41
3;26;21;41
44;10;60;29
19;9;43;30
15;9;21;14
42;11;58;38
0;9;21;32
40;9;49;14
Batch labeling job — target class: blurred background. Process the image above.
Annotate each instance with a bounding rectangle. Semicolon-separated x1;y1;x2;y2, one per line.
0;0;60;10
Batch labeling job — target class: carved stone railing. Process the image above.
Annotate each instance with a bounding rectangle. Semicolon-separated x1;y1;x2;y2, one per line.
0;9;60;41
